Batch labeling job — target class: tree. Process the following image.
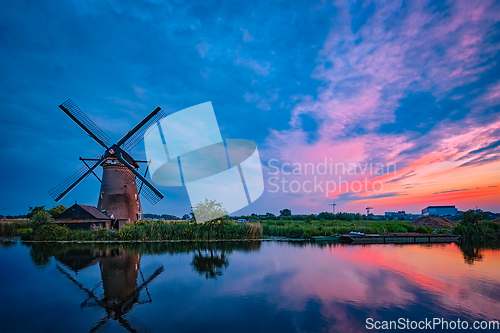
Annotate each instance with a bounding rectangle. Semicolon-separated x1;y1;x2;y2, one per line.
182;214;191;220
160;214;179;220
318;212;334;220
48;205;67;219
279;209;291;217
191;199;229;224
265;212;276;219
29;210;52;231
27;206;46;219
461;210;482;227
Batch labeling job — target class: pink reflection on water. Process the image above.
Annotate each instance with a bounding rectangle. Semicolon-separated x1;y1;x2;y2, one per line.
217;242;500;331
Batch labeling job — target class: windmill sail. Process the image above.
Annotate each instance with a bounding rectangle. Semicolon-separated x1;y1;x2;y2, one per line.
117;107;165;152
48;154;106;202
49;99;164;221
59;99;111;148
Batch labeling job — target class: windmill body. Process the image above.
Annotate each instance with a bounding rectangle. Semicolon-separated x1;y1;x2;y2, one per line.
98;157;142;223
49;100;165;227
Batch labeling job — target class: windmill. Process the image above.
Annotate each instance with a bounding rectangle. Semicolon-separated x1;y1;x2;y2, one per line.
366;206;373;216
48;99;165;223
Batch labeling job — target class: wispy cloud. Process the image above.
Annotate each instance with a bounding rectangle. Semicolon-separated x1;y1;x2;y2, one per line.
1;0;499;215
260;0;500;213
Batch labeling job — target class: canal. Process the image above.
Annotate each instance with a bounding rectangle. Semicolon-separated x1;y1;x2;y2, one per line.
0;240;498;332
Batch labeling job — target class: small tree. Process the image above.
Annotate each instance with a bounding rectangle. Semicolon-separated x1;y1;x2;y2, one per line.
461;210;482;227
265;212;276;219
318;212;334;220
192;199;229;224
48;205;67;219
279;209;292;217
29;210;52;231
27;206;46;219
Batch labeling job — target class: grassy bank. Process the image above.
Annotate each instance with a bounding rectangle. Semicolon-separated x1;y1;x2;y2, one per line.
20;221;262;242
4;209;497;243
13;220;430;242
6;219;433;241
260;219;431;239
0;221;30;237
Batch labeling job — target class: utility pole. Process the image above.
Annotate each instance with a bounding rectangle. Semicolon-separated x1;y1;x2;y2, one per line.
329;202;337;214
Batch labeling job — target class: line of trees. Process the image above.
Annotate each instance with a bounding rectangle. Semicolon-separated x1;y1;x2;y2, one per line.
235;209;364;221
27;205;67;219
143;213;181;220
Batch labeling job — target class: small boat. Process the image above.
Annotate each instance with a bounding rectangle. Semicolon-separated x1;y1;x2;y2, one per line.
311;234;340;242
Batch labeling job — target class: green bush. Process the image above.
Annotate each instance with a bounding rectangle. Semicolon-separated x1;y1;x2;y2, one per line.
32;224;69;241
393;226;408;233
406;225;416;232
455;219;500;242
29;211;52;231
453;210;500;243
415;226;427;234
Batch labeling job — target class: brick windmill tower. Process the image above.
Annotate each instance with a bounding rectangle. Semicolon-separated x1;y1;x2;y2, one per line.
49;99;165;225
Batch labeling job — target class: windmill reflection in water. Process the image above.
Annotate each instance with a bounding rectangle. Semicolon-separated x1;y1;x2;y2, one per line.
56;250;164;333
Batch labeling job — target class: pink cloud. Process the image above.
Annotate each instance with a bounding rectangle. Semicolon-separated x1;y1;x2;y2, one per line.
257;0;500;214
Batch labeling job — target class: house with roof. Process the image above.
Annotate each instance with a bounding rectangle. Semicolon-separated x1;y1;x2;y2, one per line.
54;204;119;230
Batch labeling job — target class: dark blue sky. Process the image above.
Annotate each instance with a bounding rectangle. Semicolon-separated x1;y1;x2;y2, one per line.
1;0;499;216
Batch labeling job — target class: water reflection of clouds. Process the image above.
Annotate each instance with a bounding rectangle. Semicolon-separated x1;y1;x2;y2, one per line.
6;242;500;333
204;243;500;331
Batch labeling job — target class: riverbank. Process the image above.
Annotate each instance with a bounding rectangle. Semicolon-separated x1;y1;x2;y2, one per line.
261;219;431;238
1;215;498;243
2;219;427;242
16;221;262;242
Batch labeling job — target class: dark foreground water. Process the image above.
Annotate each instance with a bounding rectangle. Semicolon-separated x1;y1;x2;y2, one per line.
0;240;499;333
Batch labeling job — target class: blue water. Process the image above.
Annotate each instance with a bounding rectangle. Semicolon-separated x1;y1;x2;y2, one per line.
0;240;498;332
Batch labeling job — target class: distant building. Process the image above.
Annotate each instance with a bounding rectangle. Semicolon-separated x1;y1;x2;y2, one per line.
422;206;458;216
385;212;396;216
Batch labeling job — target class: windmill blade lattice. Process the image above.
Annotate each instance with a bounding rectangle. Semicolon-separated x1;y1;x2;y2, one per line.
60;99;112;148
49;98;165;219
118;107;165;152
48;154;105;201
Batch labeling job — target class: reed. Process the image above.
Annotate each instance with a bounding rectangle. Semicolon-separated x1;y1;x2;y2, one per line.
20;221;262;241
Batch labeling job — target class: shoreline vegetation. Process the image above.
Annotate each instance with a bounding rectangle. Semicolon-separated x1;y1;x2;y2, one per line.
0;210;498;244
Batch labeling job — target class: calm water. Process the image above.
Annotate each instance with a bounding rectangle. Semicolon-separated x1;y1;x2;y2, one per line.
0;240;499;332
